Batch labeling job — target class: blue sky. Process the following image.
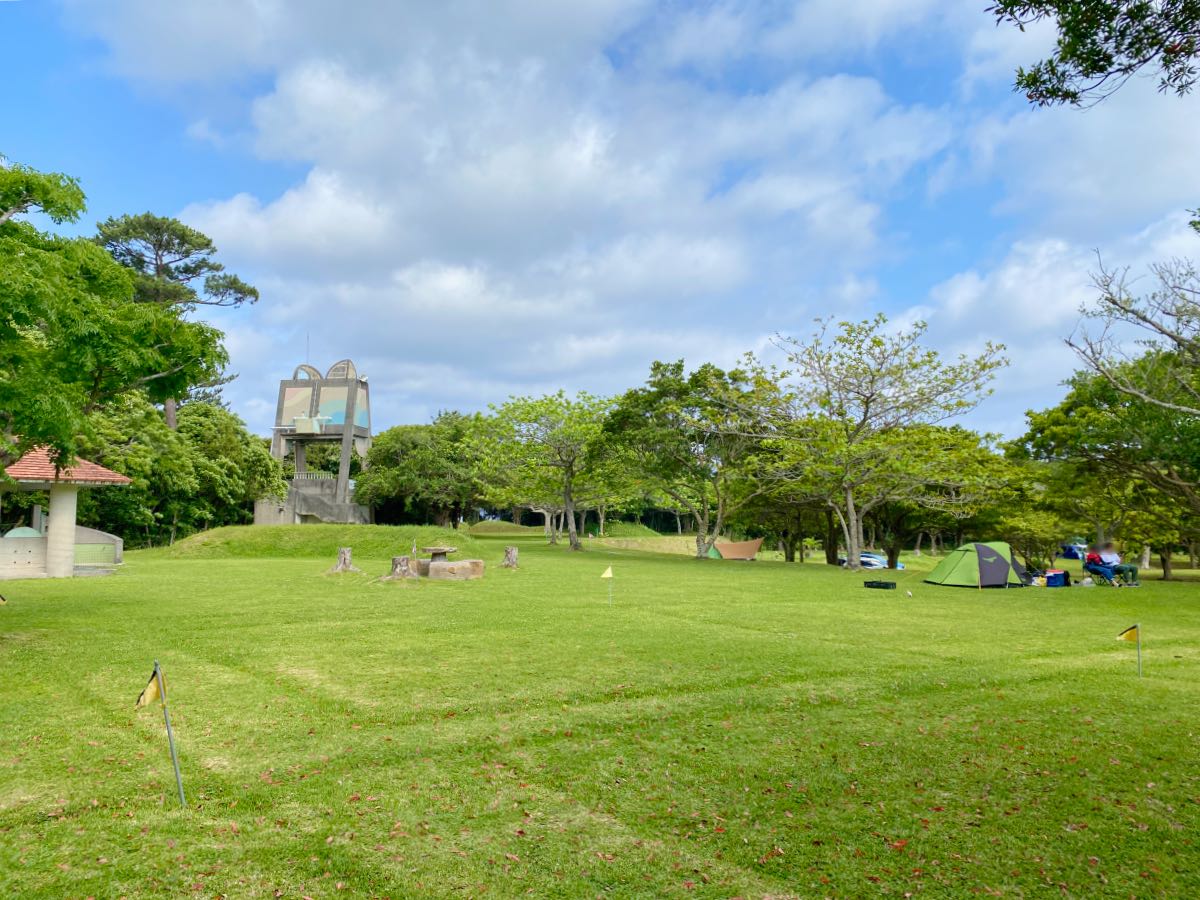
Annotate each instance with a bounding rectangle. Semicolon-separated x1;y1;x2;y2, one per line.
6;1;1199;437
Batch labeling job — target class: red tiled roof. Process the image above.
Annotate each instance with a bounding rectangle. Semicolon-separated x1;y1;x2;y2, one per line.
5;447;132;486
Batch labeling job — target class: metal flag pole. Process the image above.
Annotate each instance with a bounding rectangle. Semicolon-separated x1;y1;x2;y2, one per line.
608;577;613;605
1136;625;1142;678
155;660;186;808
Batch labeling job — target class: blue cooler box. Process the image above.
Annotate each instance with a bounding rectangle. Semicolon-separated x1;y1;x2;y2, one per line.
1045;570;1066;587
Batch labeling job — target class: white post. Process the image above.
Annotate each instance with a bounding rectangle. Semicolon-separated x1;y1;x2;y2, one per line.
45;483;79;578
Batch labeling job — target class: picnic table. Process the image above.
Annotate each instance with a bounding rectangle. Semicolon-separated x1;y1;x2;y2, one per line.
421;546;458;563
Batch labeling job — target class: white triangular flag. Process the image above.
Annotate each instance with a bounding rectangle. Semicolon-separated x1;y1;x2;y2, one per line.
600;566;613;579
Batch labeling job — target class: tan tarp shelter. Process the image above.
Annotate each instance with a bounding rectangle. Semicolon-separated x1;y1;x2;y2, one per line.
712;538;763;560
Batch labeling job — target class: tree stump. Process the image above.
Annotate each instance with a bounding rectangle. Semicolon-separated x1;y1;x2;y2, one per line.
382;555;418;581
502;546;519;569
327;546;361;574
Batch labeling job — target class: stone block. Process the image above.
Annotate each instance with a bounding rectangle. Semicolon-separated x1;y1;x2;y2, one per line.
426;559;485;581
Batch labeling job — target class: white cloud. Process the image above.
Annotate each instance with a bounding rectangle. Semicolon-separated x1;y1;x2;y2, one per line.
763;0;954;58
58;1;1200;440
183;169;393;276
144;14;955;432
914;212;1199;434
956;81;1200;239
959;16;1057;96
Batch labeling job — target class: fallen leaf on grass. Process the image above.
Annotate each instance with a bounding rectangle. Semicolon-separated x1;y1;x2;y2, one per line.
757;846;784;863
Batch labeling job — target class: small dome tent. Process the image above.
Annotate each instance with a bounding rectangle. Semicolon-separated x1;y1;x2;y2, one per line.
925;542;1026;588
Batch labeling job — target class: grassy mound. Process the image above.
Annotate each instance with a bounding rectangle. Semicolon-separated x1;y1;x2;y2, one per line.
468;520;544;536
602;520;661;537
167;524;479;559
597;535;698;555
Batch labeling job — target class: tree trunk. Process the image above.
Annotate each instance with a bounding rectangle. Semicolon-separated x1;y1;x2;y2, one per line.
164;397;178;430
382;556;418;580
695;500;724;558
886;543;902;569
1190;541;1198;569
577;508;586;539
824;509;839;565
782;535;797;563
693;506;716;558
866;523;876;551
842;489;861;570
1140;545;1151;568
598;504;607;537
328;547;361;574
502;546;519;569
914;531;924;557
1160;551;1173;580
675;512;682;534
511;506;522;527
564;479;581;551
541;509;555;544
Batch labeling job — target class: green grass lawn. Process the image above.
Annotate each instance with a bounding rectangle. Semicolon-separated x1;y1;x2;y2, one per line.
1;530;1198;898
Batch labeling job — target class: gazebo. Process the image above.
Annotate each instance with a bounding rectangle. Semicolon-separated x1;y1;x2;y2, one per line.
2;448;130;578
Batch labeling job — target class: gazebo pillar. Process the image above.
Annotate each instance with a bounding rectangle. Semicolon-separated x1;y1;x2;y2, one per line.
45;483;80;578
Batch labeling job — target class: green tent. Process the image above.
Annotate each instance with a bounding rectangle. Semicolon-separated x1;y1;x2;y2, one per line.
925;541;1026;588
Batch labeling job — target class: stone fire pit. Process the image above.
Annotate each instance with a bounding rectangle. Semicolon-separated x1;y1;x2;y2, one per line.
417;546;484;580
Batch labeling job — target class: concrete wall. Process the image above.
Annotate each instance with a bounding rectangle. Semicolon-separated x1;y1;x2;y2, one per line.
254;480;372;526
75;525;123;565
1;526;123;576
1;537;47;575
254;498;292;525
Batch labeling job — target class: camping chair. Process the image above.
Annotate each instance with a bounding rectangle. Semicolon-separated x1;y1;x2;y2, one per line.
1082;561;1119;586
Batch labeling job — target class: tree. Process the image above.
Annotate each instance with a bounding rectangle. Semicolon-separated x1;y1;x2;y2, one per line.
1;158;226;469
96;212;257;426
990;1;1200;105
572;442;643;537
766;316;1006;570
0;156;85;226
603;361;769;559
1069;259;1200;418
729;488;826;562
484;392;609;551
176;402;287;535
355;412;485;527
75;394;200;545
75;396;284;545
1121;486;1199;579
1018;361;1200;515
96;213;258;310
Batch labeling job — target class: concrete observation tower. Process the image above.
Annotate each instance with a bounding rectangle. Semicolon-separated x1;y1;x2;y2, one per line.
254;360;373;525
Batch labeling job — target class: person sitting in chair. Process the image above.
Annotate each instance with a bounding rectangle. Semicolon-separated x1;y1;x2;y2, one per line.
1083;545;1118;585
1100;542;1140;585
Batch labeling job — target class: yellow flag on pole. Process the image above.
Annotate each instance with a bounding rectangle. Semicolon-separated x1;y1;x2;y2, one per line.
135;666;163;709
600;566;613;579
1117;624;1139;642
